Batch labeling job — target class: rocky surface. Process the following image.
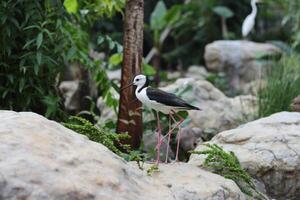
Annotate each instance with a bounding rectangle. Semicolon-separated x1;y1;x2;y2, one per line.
189;112;300;200
291;95;300;112
161;78;257;133
185;65;210;80
0;111;173;200
176;127;203;153
59;80;80;112
204;40;281;91
131;163;246;200
0;110;246;200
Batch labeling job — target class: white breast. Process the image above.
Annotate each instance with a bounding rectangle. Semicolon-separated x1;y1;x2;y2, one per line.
135;87;173;114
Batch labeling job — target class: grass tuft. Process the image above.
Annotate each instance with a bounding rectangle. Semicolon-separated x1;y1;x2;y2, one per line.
258;55;300;117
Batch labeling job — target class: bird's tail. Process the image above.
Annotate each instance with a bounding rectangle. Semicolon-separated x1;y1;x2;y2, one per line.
185;104;202;111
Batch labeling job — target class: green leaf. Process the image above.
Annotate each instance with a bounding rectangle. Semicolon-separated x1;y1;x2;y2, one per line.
106;36;116;50
64;0;78;14
150;1;167;30
19;78;25;93
2;90;9;99
67;46;76;60
36;32;43;49
116;44;123;53
34;64;39;75
109;53;123;66
36;52;42;65
97;35;105;45
213;6;234;18
165;5;181;26
142;63;156;76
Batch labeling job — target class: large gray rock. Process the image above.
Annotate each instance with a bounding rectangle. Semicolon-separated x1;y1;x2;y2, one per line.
204;40;281;91
131;163;246;200
59;80;80;112
189;112;300;200
0;111;173;200
185;65;210;80
161;78;257;133
0;111;247;200
291;95;300;112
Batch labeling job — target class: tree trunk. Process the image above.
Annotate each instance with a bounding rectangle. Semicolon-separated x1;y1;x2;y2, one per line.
116;0;144;149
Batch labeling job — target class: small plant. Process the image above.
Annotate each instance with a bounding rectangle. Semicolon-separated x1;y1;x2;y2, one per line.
191;144;267;199
62;116;128;156
63;116;150;169
122;150;149;170
146;164;159;176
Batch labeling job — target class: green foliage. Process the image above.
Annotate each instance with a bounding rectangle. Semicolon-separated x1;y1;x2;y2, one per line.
64;0;124;17
213;6;234;19
63;116;150;168
122;150;149;170
150;1;167;31
0;0;66;119
191;144;263;198
64;0;78;14
0;0;124;119
142;62;156;76
258;55;300;117
277;0;300;49
63;116;128;156
146;164;159;176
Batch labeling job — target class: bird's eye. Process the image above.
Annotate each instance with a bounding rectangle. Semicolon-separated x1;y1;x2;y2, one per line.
136;79;140;81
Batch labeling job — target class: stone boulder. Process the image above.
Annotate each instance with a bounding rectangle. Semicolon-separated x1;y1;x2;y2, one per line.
185;65;210;80
204;40;281;91
291;95;300;112
0;111;173;200
59;80;80;112
131;163;246;200
189;112;300;199
161;78;257;134
0;111;247;200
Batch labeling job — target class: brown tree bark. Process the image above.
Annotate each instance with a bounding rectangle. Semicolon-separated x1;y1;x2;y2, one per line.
116;0;144;149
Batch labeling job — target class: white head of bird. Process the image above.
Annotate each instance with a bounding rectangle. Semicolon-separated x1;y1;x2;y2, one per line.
242;0;263;37
133;74;147;87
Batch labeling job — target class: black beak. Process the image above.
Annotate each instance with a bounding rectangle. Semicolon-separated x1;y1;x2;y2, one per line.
121;82;134;91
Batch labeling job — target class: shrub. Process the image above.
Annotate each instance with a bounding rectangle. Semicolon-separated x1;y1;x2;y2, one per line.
0;0;67;119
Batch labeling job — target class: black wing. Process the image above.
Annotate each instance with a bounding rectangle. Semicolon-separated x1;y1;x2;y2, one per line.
146;87;200;110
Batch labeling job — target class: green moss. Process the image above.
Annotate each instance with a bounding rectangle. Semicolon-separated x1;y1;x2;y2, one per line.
62;116;128;156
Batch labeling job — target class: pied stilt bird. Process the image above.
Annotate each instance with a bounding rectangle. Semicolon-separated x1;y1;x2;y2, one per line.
123;74;201;164
242;0;262;38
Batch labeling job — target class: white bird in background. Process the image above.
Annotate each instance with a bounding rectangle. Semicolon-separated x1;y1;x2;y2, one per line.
242;0;262;37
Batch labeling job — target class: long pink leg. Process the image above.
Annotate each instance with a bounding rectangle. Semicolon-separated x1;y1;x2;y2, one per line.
169;112;184;162
155;111;161;165
156;111;184;162
165;114;172;163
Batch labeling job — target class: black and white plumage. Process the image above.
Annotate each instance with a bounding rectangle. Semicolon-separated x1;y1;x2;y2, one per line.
132;74;200;114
